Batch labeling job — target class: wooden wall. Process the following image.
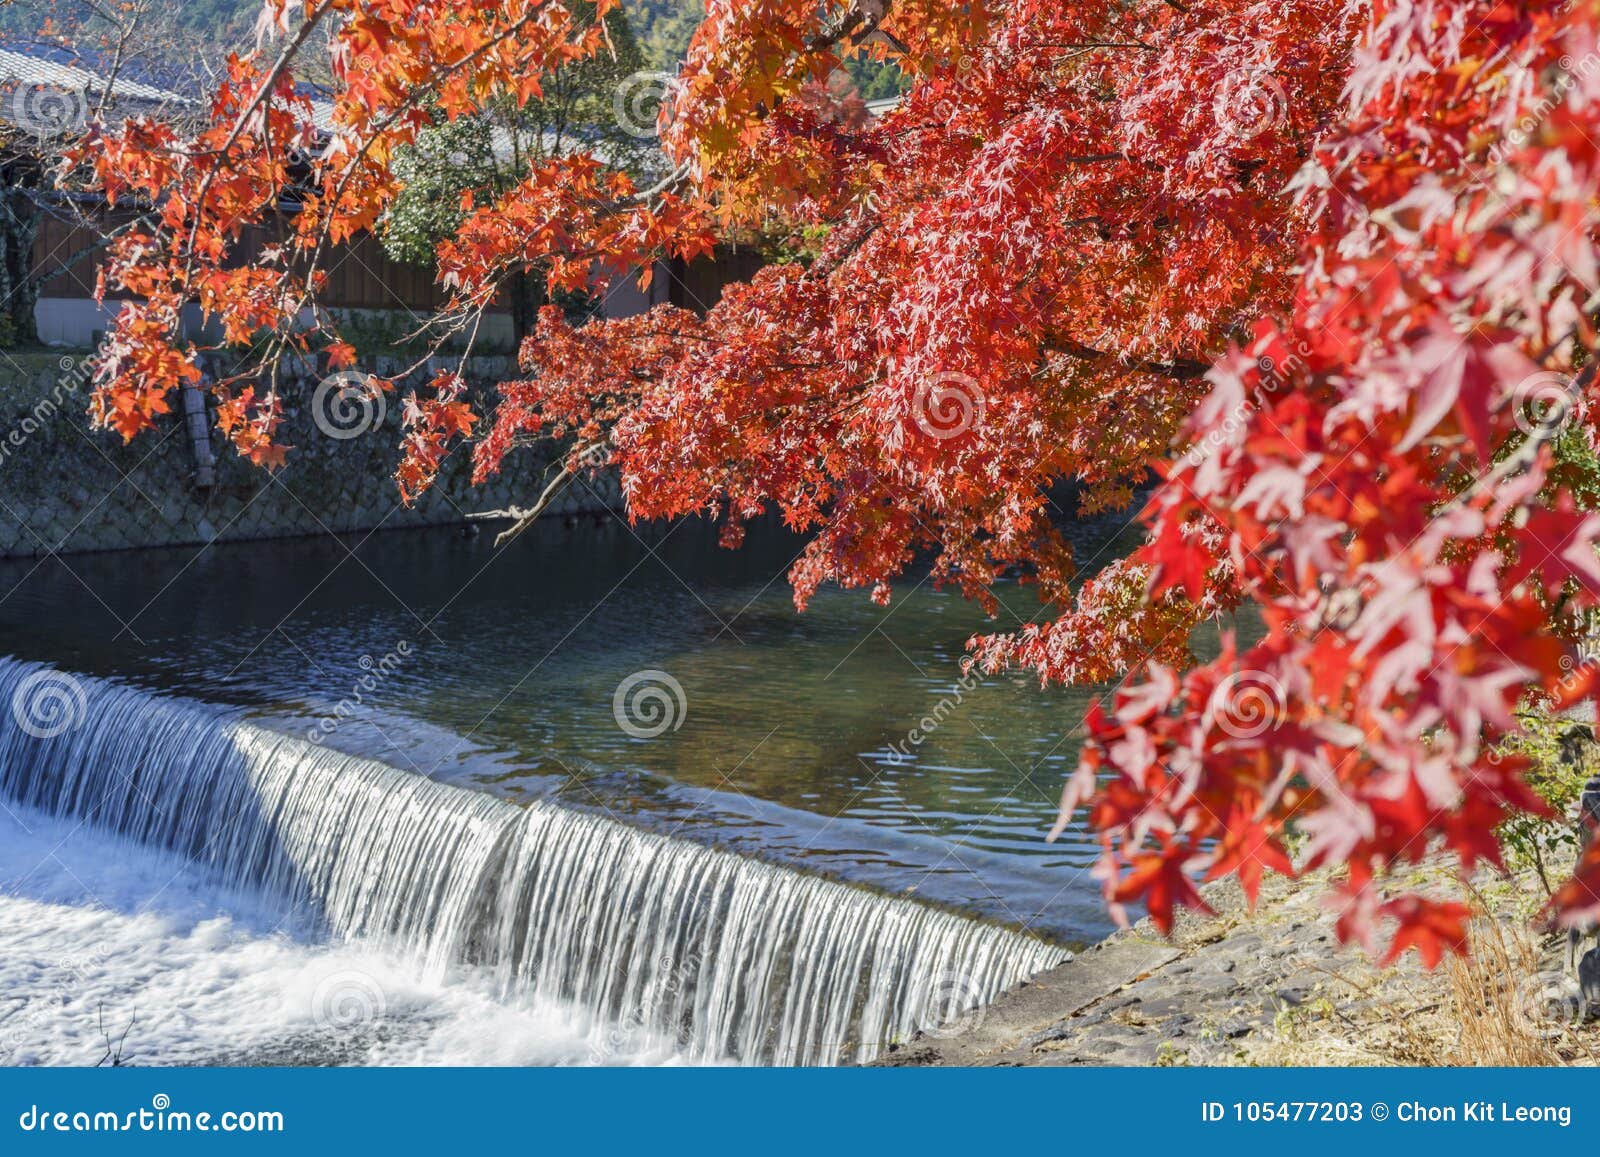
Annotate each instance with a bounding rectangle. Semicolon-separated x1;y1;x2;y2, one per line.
31;210;460;313
668;248;765;314
32;207;767;320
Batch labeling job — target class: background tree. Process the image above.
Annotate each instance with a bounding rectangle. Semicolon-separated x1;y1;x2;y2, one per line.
630;0;703;73
381;6;650;345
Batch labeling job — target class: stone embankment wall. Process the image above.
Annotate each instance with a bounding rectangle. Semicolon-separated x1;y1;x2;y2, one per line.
0;350;619;559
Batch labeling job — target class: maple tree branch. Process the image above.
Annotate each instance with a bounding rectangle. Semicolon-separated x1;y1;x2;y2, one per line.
470;439;607;546
178;0;336;278
630;159;694;206
92;0;147;121
805;0;893;55
240;5;557;386
1047;337;1210;380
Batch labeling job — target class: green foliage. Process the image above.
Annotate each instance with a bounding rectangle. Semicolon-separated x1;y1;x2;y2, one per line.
331;307;526;358
381;8;650;271
384;118;499;269
1496;708;1592;894
626;0;704;72
329;309;433;360
0;0;254;45
1548;353;1600;510
623;0;906;98
844;55;911;102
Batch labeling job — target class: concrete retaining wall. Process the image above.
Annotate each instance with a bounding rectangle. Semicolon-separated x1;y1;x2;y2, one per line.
0;350;618;559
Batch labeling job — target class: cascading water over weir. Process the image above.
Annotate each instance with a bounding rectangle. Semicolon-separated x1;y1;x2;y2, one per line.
0;658;1066;1065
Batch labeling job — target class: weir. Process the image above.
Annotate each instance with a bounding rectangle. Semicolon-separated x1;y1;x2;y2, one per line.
0;658;1066;1065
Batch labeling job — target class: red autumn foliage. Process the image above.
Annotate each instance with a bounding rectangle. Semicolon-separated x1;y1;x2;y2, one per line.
69;0;1600;962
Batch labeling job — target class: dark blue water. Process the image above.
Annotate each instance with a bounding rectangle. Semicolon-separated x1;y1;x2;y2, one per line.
0;510;1171;942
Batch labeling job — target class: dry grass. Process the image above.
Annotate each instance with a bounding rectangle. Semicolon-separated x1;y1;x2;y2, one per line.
1235;958;1452;1066
1178;868;1599;1066
1444;908;1595;1066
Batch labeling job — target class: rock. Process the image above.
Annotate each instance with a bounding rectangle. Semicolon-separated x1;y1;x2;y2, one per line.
1022;1024;1074;1048
1133;995;1197;1020
1161;1015;1196;1038
1580;947;1600;1009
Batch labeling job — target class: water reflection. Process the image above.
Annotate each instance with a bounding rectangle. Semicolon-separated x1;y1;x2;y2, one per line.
0;509;1200;942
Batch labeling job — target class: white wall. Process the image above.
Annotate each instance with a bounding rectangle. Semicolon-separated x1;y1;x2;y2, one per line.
32;298;117;348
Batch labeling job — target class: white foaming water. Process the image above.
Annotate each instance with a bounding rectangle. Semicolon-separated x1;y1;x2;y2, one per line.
0;806;678;1066
0;658;1066;1066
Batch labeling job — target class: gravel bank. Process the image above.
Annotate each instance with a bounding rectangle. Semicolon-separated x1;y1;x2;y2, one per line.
874;866;1598;1067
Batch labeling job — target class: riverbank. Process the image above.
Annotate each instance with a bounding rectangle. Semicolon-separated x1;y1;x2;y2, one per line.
876;862;1600;1066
